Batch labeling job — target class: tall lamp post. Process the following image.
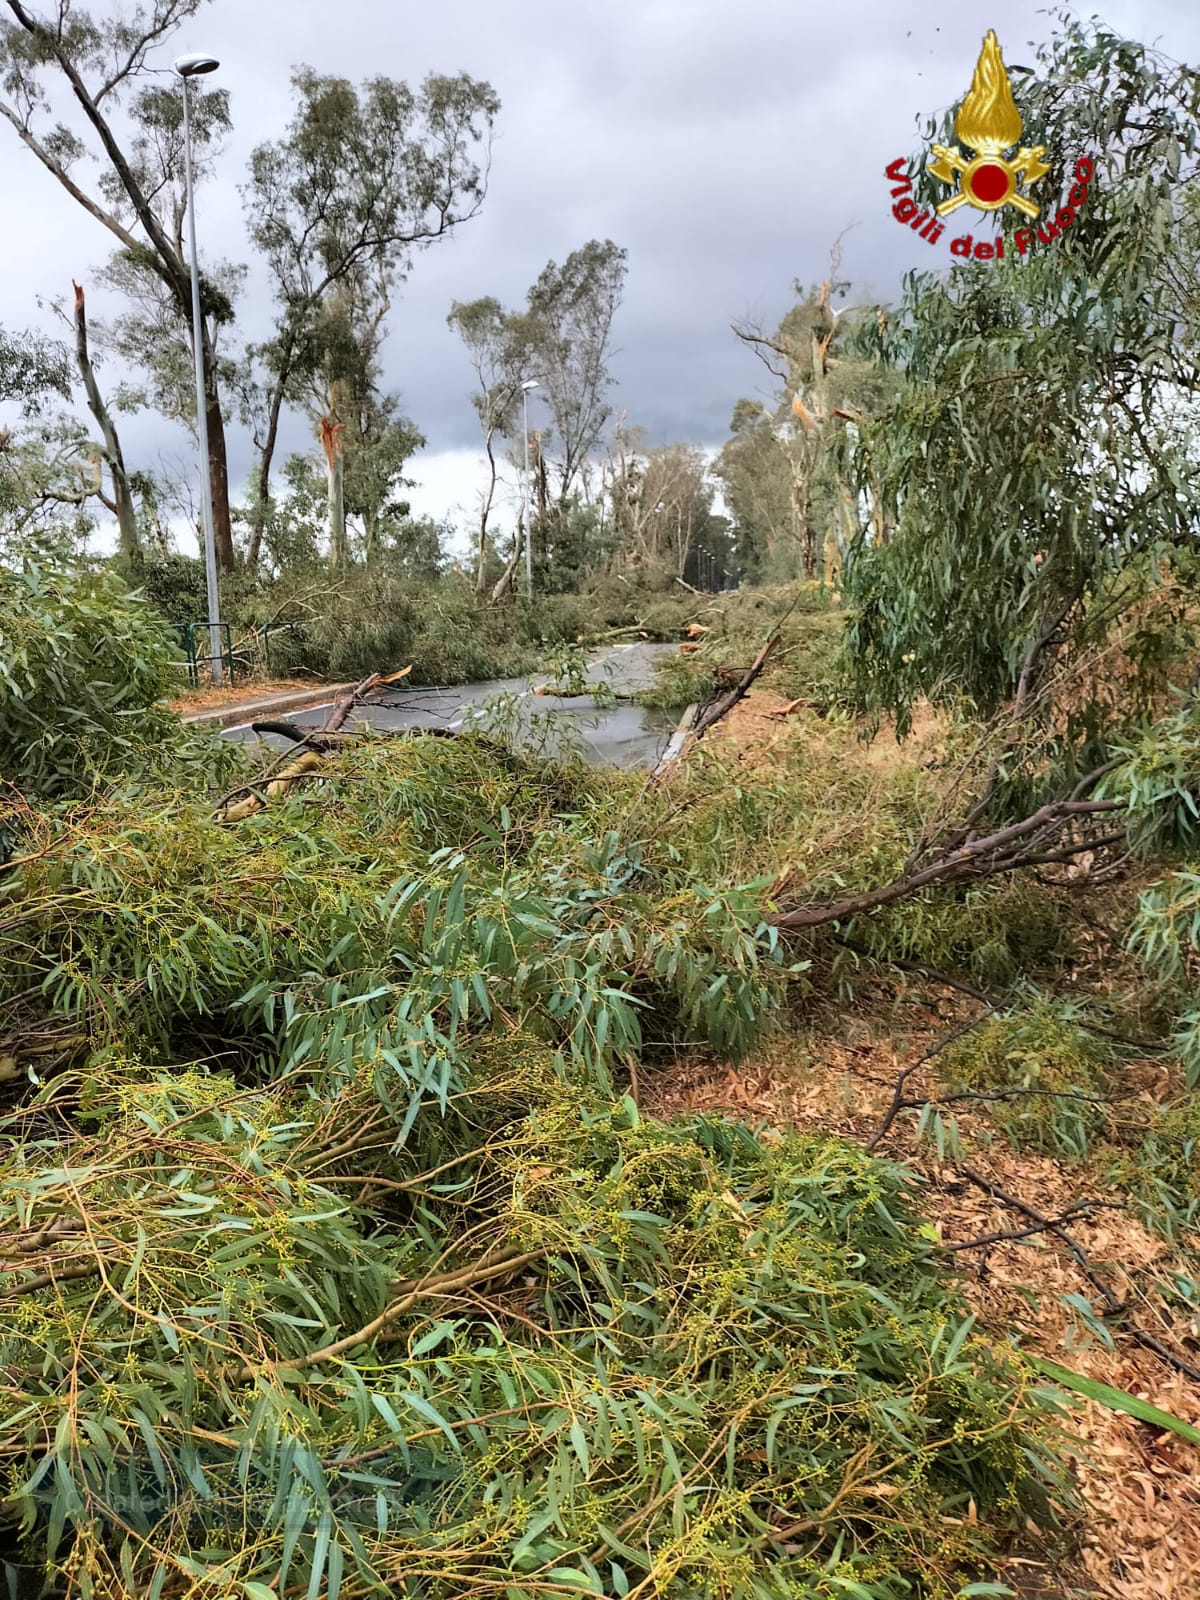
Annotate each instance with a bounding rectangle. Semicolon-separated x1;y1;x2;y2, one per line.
174;51;223;685
520;379;539;597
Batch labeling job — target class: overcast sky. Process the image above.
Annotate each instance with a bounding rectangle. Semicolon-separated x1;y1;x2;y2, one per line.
6;0;1200;542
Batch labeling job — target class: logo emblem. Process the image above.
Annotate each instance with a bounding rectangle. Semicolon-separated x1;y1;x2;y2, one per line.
928;30;1049;218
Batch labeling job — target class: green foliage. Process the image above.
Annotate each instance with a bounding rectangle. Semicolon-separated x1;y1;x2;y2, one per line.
852;876;1074;995
840;18;1200;734
1103;1096;1200;1241
134;552;212;628
635;583;844;714
5;754;784;1079
1101;696;1200;859
1032;1360;1200;1448
0;1067;1066;1600
0;324;72;413
937;1000;1113;1160
0;560;230;803
636;653;716;712
256;572;540;684
0;575;1079;1597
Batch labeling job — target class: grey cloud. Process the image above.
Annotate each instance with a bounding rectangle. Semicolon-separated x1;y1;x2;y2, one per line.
5;0;1200;496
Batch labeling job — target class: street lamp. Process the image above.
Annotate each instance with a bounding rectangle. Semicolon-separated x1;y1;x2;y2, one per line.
520;379;539;597
174;51;223;685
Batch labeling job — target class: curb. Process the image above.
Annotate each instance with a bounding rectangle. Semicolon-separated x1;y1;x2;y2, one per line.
179;683;355;730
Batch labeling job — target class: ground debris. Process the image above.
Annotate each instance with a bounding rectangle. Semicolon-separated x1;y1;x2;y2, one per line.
642;1013;1200;1600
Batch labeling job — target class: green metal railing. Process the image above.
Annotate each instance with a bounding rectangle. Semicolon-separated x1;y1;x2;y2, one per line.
180;621;235;687
177;619;316;686
258;619;307;672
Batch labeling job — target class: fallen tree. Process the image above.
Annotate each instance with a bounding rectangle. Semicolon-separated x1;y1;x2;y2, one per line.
0;712;1069;1599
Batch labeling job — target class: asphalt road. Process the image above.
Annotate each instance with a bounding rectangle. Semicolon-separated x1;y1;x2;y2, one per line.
223;642;682;769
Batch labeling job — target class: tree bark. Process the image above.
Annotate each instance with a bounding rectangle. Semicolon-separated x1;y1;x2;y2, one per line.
490;517;523;602
204;351;235;573
247;380;285;569
246;326;300;569
477;425;500;593
321;415;348;569
71;281;139;561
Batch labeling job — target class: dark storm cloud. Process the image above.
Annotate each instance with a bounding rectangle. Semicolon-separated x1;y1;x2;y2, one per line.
6;0;1200;495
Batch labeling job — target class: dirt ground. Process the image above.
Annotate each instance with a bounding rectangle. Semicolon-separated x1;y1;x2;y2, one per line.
168;676;319;713
647;687;1200;1600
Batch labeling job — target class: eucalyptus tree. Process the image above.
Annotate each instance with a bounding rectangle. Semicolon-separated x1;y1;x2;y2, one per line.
447;296;526;592
842;14;1200;743
510;239;627;512
0;0;240;569
300;279;424;568
607;429;717;581
243;68;499;567
732;266;893;582
0;325;71;412
714;400;794;581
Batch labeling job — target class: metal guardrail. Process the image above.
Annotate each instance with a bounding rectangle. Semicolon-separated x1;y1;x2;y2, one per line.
176;619;316;686
178;621;235;687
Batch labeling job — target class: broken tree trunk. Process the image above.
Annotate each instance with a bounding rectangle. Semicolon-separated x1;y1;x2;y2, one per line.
690;633;779;740
217;668;414;823
72;281;139;561
490;518;524;603
320;414;348;570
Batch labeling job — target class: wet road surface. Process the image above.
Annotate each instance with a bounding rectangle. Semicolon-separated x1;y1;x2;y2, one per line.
223;642;681;769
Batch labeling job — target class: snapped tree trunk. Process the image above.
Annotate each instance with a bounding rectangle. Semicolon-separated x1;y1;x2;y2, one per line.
477;427;500;593
490;517;523;602
321;415;348;569
71;281;139;561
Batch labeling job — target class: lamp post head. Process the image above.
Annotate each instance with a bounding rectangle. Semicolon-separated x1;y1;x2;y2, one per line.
174;52;220;77
520;379;539;392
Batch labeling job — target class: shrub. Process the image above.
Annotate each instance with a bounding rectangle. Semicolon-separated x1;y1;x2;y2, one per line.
0;560;229;804
1104;1096;1200;1240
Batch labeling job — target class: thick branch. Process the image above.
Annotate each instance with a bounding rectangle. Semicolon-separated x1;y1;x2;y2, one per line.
771;797;1123;931
0;98;139;254
692;633;778;740
6;0;189;304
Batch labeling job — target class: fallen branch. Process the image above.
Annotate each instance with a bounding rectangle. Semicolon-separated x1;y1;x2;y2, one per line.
220;751;325;823
867;1011;994;1151
958;1165;1200;1384
216;667;415;822
250;719;462;748
771;796;1123;931
944;1199;1123;1253
250;720;357;750
691;632;779;740
256;1246;547;1377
